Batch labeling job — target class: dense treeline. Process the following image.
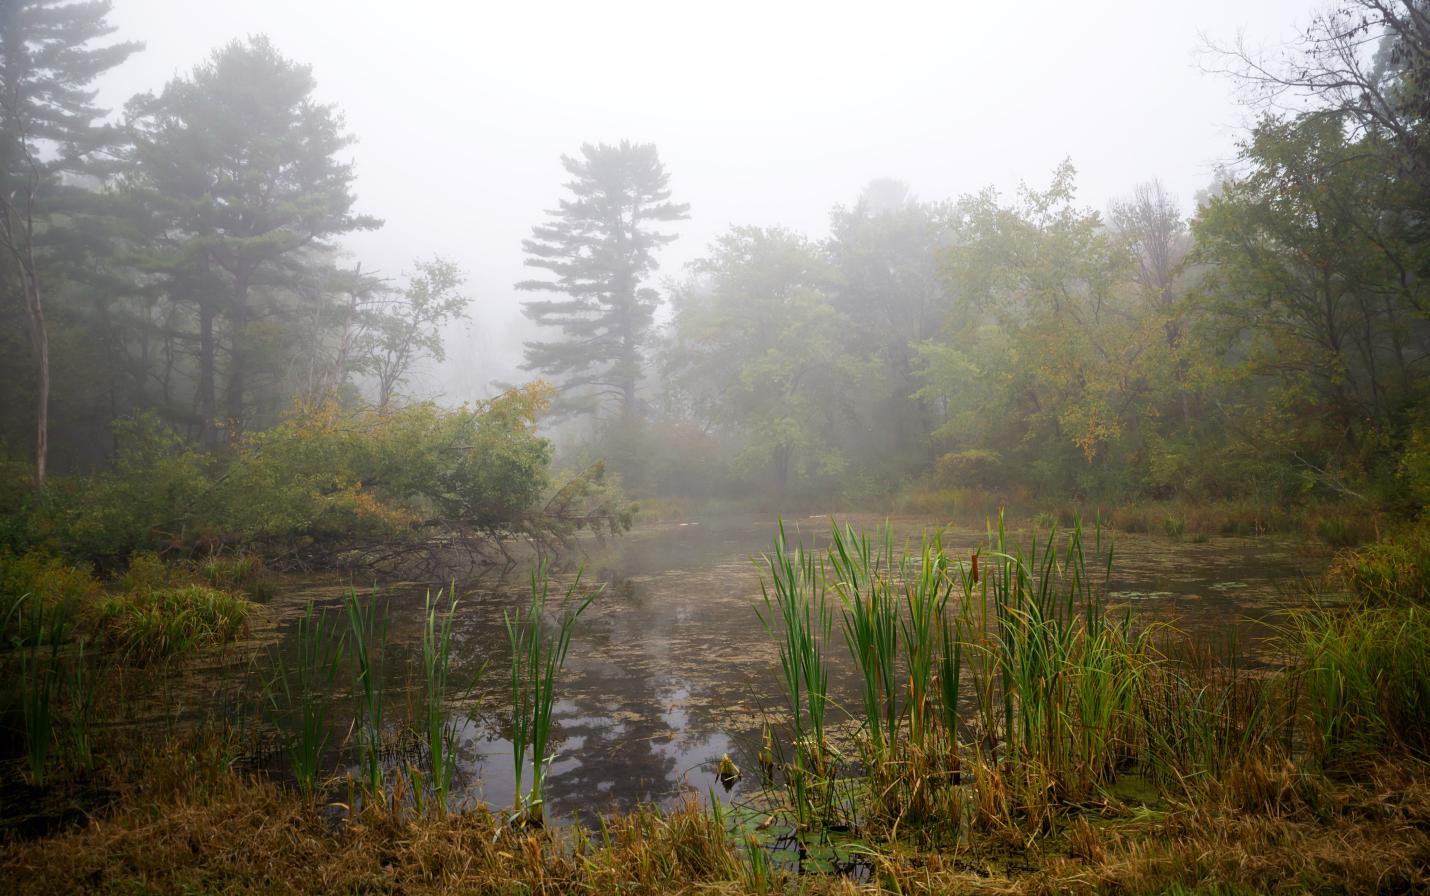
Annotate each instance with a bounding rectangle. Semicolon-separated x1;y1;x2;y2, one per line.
0;4;625;566
526;2;1430;517
4;0;1429;552
640;128;1430;510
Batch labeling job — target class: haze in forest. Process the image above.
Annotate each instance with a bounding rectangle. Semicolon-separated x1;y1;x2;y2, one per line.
91;0;1316;403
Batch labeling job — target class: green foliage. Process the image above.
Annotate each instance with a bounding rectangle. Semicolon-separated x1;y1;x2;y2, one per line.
57;413;211;562
666;227;872;496
1333;522;1430;606
0;549;102;642
97;584;249;658
363;258;471;411
934;449;1007;489
24;387;563;567
124;35;380;443
1296;605;1430;765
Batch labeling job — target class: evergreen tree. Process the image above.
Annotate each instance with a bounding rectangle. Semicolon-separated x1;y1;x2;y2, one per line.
123;36;379;445
0;0;140;485
518;141;687;418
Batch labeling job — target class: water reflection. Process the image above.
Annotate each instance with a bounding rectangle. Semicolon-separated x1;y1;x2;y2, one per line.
262;514;1324;823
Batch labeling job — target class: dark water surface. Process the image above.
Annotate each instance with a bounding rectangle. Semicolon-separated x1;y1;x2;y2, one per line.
211;515;1329;824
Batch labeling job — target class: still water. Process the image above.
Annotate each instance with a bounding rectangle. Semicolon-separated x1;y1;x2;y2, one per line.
237;514;1324;823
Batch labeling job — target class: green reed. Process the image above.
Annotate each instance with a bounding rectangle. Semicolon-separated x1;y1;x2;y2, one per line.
506;563;597;825
266;600;346;801
420;587;473;812
953;515;1147;796
15;601;62;785
900;530;956;750
1293;603;1430;765
1140;634;1289;789
828;523;900;750
64;637;98;771
346;591;389;804
757;522;833;826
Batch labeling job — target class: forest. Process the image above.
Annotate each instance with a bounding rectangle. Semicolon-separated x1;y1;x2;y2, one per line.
3;1;1430;894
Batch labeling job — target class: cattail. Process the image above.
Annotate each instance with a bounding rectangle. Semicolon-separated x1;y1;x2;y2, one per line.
971;549;980;585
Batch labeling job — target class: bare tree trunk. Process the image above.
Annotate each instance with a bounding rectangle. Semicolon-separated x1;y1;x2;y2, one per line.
328;265;365;400
1;184;47;488
19;267;47;488
225;272;250;440
198;295;220;448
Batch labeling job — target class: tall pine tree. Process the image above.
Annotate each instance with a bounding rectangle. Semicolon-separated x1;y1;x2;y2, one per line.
518;141;687;419
124;36;379;445
0;0;140;486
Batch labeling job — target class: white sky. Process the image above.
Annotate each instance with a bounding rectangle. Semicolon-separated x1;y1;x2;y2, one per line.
94;0;1320;403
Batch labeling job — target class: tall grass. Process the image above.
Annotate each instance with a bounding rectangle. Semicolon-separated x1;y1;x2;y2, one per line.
952;516;1145;799
346;591;389;805
15;600;62;785
756;522;833;825
828;523;899;751
762;516;1171;836
266;600;346;801
420;587;472;813
63;637;98;771
98;584;249;659
505;563;597;826
1138;635;1293;791
1295;604;1430;765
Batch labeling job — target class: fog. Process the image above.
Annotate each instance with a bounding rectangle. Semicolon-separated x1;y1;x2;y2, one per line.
94;0;1315;403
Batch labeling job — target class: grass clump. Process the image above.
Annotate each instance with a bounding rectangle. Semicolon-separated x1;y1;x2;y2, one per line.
1296;603;1430;766
1332;519;1430;605
98;584;250;658
195;552;276;602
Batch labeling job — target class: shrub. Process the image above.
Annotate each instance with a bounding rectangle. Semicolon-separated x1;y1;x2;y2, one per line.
120;551;172;594
1333;523;1430;606
934;449;1007;488
24;386;570;569
0;550;103;641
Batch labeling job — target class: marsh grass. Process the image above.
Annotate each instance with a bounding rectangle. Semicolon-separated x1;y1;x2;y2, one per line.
98;584;249;659
265;600;346;801
761;516;1228;841
346;590;389;805
1139;634;1294;792
506;563;597;826
62;638;98;772
419;586;480;813
7;520;1430;894
8;746;1426;896
757;522;835;827
1294;603;1430;765
15;603;63;785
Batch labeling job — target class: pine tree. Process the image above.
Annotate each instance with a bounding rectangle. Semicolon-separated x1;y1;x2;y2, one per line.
518;141;687;418
0;0;140;486
124;36;380;445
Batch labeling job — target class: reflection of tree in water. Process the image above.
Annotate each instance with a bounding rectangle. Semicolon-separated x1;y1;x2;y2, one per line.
251;517;1320;818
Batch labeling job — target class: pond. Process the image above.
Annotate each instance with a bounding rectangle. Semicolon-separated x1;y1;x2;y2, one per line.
183;514;1330;825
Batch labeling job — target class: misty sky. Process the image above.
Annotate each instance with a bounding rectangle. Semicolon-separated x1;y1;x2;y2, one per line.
94;0;1320;404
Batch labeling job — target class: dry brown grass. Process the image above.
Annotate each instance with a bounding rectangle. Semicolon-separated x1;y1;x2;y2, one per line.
4;752;1428;895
